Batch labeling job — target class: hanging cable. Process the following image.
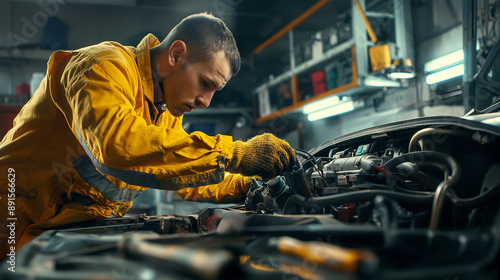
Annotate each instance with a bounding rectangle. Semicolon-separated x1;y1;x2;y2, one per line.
294;148;329;190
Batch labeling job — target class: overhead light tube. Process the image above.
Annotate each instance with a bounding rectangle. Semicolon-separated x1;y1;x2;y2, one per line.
388;71;415;80
303;96;340;114
425;64;464;85
424;49;464;73
307;100;357;121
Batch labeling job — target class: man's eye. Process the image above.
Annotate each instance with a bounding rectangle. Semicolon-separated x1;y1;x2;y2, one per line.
201;80;211;89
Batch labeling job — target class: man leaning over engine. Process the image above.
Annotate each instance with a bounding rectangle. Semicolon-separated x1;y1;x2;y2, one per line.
0;12;295;257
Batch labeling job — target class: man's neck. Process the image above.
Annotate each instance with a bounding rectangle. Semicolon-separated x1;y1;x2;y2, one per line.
150;49;165;106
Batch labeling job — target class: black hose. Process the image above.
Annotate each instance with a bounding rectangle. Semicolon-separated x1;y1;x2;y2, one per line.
448;163;500;208
379;207;500;280
294;148;316;161
450;181;500;208
352;183;393;191
382;151;461;194
282;191;434;214
282;194;307;214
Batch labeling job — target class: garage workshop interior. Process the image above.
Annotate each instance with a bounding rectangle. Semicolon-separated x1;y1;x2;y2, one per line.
1;1;500;279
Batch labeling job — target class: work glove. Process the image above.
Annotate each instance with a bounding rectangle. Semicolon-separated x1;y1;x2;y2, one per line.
226;133;296;180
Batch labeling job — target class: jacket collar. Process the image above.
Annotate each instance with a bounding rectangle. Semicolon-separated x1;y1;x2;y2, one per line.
135;33;160;104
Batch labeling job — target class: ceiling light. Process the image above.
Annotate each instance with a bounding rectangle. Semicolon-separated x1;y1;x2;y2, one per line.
388;72;416;79
303;95;340;114
306;99;364;121
425;64;464;85
424;49;463;73
386;58;416;80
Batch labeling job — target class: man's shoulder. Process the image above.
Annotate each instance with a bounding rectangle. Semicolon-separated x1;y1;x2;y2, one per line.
76;41;137;67
53;41;139;86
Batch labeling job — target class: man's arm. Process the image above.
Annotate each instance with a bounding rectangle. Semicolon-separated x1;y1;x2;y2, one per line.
54;51;233;190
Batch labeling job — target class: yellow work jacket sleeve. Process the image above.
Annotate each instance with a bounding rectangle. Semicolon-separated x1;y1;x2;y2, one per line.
52;48;233;191
176;173;253;203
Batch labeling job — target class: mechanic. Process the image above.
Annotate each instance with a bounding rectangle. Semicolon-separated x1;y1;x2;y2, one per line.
0;12;295;257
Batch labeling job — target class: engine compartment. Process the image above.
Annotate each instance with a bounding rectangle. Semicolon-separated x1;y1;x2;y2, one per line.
247;119;500;233
3;114;500;280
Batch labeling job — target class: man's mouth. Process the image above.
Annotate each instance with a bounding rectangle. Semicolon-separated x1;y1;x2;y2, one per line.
184;104;195;113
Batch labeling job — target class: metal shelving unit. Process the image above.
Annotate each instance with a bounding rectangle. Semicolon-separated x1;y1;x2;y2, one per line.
251;0;414;123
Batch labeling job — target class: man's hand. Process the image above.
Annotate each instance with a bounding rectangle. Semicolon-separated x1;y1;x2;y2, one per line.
226;133;296;180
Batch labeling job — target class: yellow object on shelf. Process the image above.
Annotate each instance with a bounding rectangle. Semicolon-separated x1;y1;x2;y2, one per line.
369;44;391;72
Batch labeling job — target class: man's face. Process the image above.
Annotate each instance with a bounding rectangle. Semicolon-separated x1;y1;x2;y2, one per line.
161;51;232;117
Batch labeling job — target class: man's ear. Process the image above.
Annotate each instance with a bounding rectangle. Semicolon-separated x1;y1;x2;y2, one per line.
168;40;187;66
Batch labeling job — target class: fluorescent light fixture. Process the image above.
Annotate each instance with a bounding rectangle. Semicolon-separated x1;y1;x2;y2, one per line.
303;95;340;114
307;99;361;121
425;64;464;85
363;76;402;87
387;71;415;79
386;58;416;80
424;49;464;73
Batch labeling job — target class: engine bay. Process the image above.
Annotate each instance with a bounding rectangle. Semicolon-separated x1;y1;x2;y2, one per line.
250;116;500;231
3;114;500;280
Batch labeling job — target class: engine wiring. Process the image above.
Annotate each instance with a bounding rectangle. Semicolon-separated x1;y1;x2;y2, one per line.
374;165;389;181
290;147;463;231
294;148;330;189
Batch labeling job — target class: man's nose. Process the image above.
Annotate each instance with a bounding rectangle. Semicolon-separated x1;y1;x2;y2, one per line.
196;91;215;108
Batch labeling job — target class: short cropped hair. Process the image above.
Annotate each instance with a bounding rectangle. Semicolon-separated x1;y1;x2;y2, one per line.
162;13;241;75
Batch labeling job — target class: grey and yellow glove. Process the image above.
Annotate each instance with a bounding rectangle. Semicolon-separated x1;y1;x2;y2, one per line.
226;133;296;180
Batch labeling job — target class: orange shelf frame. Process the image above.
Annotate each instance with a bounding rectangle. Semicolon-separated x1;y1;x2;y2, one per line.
251;0;330;56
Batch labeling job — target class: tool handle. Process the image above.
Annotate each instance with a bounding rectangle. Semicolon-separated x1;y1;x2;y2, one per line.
273;236;377;273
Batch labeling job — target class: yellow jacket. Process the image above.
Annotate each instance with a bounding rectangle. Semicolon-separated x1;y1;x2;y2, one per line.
0;34;250;251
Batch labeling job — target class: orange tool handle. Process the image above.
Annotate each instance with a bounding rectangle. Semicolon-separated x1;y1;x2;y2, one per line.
275;236;376;273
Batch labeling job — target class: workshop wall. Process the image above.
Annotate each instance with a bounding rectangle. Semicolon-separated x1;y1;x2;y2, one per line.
0;67;11;95
0;2;178;94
